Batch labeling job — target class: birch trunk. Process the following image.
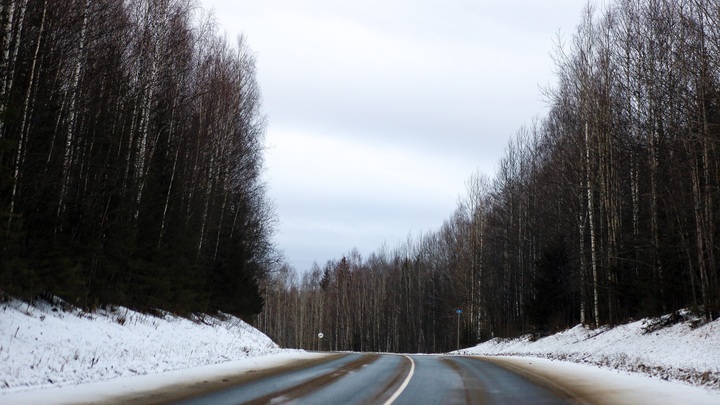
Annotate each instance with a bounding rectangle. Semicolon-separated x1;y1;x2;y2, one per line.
196;159;213;259
158;146;180;249
0;0;26;140
135;2;168;214
649;119;663;309
585;122;600;327
212;191;228;261
578;212;587;325
0;0;16;140
8;0;46;229
58;0;90;218
691;158;709;306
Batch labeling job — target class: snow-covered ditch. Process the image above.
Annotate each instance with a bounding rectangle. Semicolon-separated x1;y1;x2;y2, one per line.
455;311;720;389
0;297;290;394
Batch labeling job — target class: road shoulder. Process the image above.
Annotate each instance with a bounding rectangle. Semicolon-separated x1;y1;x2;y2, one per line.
1;352;338;405
480;355;720;405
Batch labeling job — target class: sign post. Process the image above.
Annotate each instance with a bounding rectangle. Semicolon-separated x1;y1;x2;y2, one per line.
456;309;462;351
317;332;324;351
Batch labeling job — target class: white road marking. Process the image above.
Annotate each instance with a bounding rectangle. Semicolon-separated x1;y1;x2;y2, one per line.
383;355;415;405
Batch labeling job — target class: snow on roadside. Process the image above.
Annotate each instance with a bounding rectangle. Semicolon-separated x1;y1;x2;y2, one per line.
487;356;720;405
0;297;289;394
454;312;720;389
0;351;327;405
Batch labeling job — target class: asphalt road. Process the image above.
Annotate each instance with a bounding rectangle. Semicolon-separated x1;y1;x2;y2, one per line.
175;353;576;405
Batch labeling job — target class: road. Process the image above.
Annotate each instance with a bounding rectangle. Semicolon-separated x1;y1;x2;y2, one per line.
174;353;576;405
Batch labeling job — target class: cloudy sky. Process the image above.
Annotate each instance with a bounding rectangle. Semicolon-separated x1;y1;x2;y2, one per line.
202;0;587;271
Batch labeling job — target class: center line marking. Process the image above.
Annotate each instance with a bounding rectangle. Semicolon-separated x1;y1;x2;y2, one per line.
384;355;415;405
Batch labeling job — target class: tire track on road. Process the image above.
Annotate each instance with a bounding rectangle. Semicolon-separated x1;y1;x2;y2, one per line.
381;355;415;405
243;354;380;404
442;357;486;404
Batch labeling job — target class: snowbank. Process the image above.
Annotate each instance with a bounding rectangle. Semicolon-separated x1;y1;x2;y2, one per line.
1;351;327;405
485;356;720;405
0;298;286;393
455;313;720;389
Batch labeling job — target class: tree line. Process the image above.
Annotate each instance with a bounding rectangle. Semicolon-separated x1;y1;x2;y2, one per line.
0;0;275;318
258;0;720;353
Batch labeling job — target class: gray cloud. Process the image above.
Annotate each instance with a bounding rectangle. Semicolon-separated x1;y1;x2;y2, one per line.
205;0;586;270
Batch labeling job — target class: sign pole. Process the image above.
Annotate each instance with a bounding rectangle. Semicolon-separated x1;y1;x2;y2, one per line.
456;309;462;351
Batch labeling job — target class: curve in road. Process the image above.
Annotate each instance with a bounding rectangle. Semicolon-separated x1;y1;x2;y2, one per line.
175;353;575;405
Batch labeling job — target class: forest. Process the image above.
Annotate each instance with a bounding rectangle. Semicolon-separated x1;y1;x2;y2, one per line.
258;0;720;353
0;0;276;317
2;0;719;355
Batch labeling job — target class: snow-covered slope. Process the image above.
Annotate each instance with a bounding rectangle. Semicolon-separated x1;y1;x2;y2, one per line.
3;298;719;403
0;298;286;393
454;312;720;389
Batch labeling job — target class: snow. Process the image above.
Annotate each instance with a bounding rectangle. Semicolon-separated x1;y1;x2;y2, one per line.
454;312;720;389
485;356;720;405
1;351;325;405
2;298;720;404
0;298;300;397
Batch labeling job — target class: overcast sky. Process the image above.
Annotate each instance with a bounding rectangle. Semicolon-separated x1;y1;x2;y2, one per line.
202;0;587;271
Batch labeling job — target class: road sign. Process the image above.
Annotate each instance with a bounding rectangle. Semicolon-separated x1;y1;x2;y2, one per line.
318;333;324;339
456;309;463;314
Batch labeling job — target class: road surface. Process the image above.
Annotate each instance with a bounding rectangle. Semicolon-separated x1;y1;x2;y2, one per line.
175;353;575;404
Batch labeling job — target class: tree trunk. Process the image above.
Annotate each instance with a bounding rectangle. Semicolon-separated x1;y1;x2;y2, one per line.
58;0;90;219
8;0;46;230
0;0;27;141
585;122;600;327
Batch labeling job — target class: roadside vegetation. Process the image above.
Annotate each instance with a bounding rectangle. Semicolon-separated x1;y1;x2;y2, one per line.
260;0;720;353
